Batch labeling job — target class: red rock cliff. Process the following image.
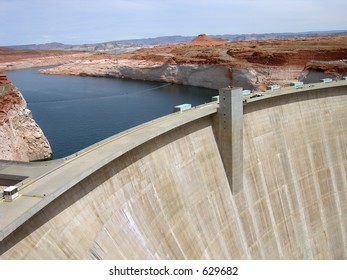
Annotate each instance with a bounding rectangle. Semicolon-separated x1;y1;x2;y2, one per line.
40;34;347;90
0;72;52;161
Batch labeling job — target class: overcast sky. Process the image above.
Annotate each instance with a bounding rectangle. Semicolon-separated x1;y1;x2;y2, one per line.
1;0;346;46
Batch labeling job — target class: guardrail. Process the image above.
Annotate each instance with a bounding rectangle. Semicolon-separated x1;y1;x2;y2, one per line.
243;79;347;103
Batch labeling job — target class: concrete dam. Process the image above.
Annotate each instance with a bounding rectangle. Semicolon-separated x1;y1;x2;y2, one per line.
0;81;346;259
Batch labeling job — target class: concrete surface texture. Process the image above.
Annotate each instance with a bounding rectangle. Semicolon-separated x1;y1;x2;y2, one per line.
0;83;346;259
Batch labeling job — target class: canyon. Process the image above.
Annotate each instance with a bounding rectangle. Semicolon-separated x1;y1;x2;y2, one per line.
39;34;347;90
1;34;346;161
0;34;346;260
1;34;347;90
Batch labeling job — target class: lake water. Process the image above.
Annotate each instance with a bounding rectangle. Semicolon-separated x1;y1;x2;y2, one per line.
6;68;217;159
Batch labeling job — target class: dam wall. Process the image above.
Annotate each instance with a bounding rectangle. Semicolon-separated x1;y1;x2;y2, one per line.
0;84;346;259
241;86;347;259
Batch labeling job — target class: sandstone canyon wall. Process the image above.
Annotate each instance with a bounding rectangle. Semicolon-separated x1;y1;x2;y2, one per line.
41;59;232;89
0;48;90;71
39;35;347;90
0;72;52;161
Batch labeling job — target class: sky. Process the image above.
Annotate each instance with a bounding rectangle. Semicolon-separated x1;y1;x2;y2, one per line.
1;0;346;46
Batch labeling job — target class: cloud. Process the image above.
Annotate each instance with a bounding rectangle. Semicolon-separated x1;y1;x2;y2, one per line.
1;0;346;45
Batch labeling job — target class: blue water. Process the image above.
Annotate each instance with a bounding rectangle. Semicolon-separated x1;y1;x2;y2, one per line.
6;68;217;158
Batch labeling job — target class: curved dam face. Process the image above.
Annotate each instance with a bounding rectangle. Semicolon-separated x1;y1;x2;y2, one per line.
0;84;346;259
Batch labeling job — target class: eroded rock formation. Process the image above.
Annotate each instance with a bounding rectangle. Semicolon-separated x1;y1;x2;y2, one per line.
1;35;346;90
39;34;347;90
0;72;52;161
40;59;232;89
0;47;92;71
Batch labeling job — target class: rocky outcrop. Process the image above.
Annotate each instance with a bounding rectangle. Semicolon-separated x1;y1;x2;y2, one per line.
0;47;92;71
0;72;52;161
2;35;347;90
189;33;227;45
299;60;347;83
41;59;232;89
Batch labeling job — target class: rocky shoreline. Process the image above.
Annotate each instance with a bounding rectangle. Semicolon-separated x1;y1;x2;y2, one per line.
1;35;347;91
40;59;233;89
0;72;52;161
39;34;347;90
0;52;91;71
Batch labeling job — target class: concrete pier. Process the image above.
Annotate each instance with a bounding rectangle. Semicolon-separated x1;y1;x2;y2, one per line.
218;87;243;194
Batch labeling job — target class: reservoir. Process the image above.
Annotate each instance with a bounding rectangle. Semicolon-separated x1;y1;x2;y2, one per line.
6;68;217;159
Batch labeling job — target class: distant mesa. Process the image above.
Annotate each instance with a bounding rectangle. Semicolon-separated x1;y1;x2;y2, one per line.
190;34;227;45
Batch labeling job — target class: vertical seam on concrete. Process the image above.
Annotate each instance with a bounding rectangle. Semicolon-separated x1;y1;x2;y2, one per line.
243;174;266;258
257;160;284;258
290;99;314;259
103;227;127;259
152;184;188;259
317;98;347;255
230;196;252;259
274;97;313;258
307;141;334;258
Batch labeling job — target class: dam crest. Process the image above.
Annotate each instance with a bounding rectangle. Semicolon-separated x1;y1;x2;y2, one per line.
0;81;346;259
